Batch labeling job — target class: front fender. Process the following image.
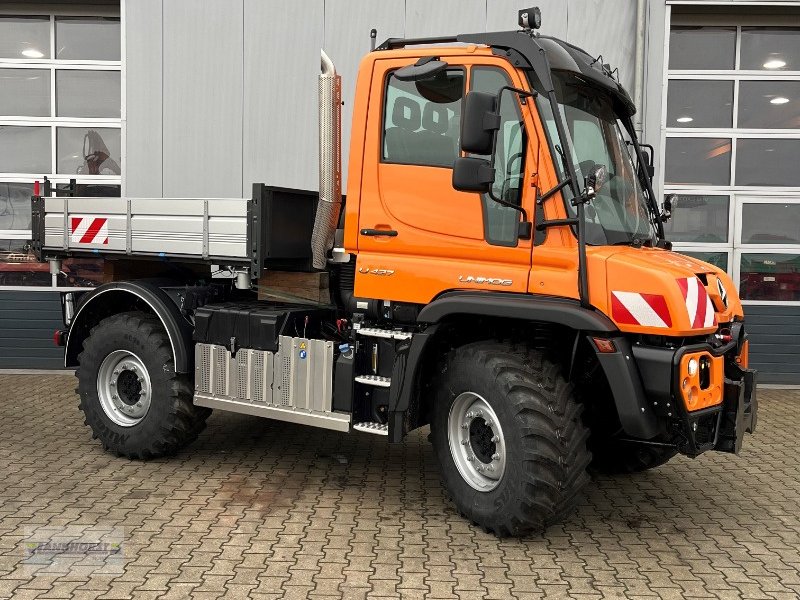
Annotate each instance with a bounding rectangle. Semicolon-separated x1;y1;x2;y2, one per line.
395;292;660;440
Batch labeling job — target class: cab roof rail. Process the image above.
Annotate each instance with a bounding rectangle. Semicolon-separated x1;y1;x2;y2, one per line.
376;36;459;51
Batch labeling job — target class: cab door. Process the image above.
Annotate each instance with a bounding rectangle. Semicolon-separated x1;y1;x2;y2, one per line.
355;55;539;305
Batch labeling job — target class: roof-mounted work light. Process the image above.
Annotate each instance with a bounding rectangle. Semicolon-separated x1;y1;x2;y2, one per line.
518;7;542;30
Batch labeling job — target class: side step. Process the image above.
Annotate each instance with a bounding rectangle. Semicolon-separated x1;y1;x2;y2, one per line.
194;394;351;432
354;374;391;388
355;327;413;340
353;422;389;435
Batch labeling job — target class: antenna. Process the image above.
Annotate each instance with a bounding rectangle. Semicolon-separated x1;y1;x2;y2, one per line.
370;28;377;52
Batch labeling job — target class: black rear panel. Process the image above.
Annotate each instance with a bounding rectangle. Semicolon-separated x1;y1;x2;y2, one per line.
249;184;318;273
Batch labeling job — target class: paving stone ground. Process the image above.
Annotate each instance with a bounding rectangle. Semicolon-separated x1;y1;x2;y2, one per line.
0;373;798;599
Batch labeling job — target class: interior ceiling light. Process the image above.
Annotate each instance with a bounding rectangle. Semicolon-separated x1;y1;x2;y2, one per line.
21;48;43;59
763;59;787;69
676;116;693;123
770;97;790;105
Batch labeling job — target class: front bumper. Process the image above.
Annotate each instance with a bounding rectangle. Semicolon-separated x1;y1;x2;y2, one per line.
630;337;758;457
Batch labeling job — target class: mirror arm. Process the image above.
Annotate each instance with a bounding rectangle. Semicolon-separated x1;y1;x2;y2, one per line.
536;177;572;204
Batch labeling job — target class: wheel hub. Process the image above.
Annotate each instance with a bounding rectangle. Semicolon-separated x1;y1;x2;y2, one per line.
97;350;152;427
447;391;507;492
469;418;496;464
116;370;142;405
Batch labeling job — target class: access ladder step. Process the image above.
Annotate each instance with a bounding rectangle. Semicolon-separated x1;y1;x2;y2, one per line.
355;327;413;340
354;374;392;388
353;422;389;435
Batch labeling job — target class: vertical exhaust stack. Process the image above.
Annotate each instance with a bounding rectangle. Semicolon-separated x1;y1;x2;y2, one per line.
312;49;343;270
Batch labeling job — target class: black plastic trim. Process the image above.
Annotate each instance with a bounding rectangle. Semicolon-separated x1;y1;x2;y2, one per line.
388;326;437;443
417;291;616;332
593;336;661;439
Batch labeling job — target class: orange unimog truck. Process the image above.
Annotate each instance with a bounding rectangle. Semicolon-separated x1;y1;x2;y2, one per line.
35;7;756;536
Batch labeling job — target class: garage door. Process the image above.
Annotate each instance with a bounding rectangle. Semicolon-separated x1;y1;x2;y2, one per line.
663;17;800;384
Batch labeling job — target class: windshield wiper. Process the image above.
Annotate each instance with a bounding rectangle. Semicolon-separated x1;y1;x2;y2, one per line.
612;237;651;248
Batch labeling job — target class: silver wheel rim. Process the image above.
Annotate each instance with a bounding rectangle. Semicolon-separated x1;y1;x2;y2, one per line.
447;391;507;492
96;350;152;427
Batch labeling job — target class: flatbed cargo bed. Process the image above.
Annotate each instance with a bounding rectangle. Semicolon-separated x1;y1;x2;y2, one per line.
31;184;319;272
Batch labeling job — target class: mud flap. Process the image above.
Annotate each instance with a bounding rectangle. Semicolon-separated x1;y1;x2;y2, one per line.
715;368;758;454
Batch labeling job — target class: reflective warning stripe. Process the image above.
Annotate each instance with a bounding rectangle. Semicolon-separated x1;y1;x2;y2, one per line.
70;217;108;245
677;277;716;329
611;291;672;328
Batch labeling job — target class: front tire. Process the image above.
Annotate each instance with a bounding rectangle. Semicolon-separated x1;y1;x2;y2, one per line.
430;342;592;537
76;311;210;459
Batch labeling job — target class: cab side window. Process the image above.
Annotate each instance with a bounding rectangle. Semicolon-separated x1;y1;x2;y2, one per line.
382;69;464;168
470;66;527;246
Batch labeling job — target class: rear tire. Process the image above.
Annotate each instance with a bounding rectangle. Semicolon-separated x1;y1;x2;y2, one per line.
430;342;592;537
590;441;678;474
76;311;210;459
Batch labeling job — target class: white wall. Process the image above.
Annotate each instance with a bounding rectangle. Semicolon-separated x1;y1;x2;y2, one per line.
124;0;640;198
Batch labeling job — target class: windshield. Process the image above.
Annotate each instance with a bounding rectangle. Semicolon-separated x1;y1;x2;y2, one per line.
535;72;658;246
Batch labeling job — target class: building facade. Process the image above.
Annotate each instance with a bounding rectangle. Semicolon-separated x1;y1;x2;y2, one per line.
0;0;798;382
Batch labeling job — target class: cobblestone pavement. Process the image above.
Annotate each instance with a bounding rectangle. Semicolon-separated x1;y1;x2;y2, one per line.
0;374;798;599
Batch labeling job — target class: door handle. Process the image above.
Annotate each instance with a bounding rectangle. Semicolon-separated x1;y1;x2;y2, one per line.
360;228;398;237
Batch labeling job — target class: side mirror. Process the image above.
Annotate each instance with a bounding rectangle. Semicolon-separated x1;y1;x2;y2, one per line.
661;194;676;223
640;143;656;180
460;91;500;155
453;157;495;193
585;164;607;197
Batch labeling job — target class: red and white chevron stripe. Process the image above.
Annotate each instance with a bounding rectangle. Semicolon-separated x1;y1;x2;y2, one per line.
678;277;716;329
70;217;108;245
611;291;672;328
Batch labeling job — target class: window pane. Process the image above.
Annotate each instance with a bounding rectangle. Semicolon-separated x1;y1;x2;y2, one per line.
0;16;49;60
382;70;463;168
669;27;736;70
679;251;728;272
738;81;800;129
741;27;800;72
0;239;30;255
0;127;51;173
739;253;800;301
665;138;731;186
667;80;733;128
56;17;120;61
736;138;800;187
57;127;121;175
663;195;729;243
56;71;120;118
0;69;50;117
471;67;524;246
0;182;33;230
741;203;800;244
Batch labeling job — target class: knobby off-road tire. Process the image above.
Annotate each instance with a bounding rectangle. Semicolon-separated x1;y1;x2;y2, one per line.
430;342;592;537
76;311;210;459
590;441;678;475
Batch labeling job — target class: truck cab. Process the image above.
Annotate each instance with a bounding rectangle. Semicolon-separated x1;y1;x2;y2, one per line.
37;7;757;537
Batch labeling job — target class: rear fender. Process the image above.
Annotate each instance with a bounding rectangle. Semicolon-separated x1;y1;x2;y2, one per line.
65;280;193;373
